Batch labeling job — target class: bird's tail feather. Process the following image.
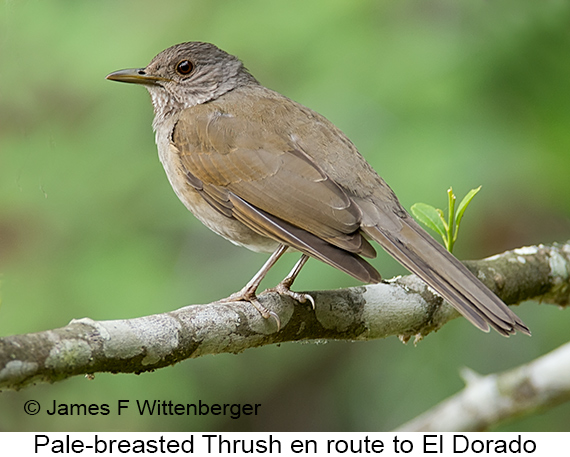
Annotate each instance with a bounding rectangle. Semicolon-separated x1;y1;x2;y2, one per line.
363;216;530;336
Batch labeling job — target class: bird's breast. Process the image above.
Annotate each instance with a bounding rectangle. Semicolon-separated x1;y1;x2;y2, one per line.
154;118;278;254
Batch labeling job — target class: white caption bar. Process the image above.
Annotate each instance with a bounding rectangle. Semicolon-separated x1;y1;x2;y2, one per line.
1;431;563;456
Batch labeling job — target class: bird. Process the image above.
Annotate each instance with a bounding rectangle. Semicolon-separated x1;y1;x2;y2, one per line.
106;41;529;336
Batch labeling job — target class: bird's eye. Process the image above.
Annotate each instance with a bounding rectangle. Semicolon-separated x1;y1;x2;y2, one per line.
176;60;194;75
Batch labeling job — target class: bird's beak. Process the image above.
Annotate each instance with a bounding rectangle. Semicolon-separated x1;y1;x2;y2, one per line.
106;68;169;85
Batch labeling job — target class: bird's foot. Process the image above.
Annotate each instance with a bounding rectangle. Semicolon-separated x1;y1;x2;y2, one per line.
219;289;281;331
263;280;315;310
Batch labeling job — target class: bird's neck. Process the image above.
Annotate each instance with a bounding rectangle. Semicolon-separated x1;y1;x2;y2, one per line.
149;89;186;133
150;72;259;133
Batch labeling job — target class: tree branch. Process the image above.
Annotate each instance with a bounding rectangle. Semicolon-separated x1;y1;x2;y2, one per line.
395;340;570;431
1;242;568;390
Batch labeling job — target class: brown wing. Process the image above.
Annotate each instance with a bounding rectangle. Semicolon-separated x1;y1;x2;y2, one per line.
170;104;380;283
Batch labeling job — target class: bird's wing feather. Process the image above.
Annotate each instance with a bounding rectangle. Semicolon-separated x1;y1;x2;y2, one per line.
172;106;376;258
228;193;380;283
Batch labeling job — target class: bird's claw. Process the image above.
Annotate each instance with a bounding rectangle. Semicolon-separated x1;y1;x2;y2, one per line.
219;292;281;331
265;283;316;310
249;297;281;331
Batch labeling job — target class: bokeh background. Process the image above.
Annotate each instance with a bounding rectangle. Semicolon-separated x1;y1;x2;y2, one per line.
1;0;569;432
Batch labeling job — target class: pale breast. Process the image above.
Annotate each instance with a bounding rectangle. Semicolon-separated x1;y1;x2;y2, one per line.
154;117;279;254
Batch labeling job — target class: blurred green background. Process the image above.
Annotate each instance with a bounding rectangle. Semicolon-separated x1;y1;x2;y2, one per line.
1;0;569;432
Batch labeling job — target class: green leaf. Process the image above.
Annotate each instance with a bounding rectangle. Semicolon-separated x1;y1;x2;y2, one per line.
412;185;482;253
455;186;482;229
411;203;447;238
446;188;456;252
436;208;447;230
447;188;455;233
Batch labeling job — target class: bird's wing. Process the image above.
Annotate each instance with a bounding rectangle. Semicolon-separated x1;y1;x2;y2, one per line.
170;105;380;283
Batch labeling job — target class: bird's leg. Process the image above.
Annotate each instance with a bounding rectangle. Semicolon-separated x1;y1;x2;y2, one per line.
264;254;315;309
225;244;288;301
220;244;288;328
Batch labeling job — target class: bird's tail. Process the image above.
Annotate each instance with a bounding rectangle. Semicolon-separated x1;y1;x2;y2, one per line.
363;215;530;336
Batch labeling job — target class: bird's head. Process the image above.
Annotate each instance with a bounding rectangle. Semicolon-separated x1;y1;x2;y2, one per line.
106;41;257;126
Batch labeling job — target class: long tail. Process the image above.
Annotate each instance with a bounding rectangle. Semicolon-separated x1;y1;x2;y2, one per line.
363;215;530;336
